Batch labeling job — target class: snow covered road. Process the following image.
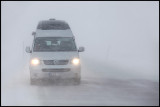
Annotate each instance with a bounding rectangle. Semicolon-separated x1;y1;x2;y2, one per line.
2;58;159;106
2;1;159;106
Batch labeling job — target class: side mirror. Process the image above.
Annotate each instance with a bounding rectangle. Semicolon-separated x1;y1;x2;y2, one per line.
32;31;36;36
25;46;32;53
78;47;85;52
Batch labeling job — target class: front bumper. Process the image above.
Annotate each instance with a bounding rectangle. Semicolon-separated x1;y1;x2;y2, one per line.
29;64;81;79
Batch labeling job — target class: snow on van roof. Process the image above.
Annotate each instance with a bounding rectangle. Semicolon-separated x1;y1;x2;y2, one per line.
35;29;74;37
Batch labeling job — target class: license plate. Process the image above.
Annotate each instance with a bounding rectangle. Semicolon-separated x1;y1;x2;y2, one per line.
48;72;60;77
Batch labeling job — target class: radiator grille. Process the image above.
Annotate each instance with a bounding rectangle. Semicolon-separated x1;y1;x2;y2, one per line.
43;60;69;65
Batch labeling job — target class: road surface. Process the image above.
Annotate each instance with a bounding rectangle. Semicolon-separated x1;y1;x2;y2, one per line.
2;58;159;106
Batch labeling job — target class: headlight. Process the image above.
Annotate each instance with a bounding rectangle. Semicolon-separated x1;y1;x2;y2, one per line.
71;58;80;65
31;58;40;65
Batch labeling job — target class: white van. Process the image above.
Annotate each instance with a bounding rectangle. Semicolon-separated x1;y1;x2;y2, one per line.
26;19;85;85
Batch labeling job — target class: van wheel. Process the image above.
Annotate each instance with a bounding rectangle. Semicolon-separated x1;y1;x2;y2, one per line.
30;78;37;85
74;78;81;85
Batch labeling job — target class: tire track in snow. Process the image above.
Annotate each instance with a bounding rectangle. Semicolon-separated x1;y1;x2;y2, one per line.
35;59;159;106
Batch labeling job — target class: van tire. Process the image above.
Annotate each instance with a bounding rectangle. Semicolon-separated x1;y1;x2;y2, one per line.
30;78;37;85
74;78;81;85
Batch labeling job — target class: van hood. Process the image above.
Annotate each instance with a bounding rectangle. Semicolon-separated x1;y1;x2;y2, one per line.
30;52;79;60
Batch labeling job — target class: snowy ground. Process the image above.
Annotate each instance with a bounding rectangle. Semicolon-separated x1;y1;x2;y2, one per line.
2;58;159;106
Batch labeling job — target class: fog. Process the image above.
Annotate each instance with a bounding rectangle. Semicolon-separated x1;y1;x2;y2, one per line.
1;1;159;106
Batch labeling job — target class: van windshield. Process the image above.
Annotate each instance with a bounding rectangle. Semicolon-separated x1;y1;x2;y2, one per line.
33;37;77;52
